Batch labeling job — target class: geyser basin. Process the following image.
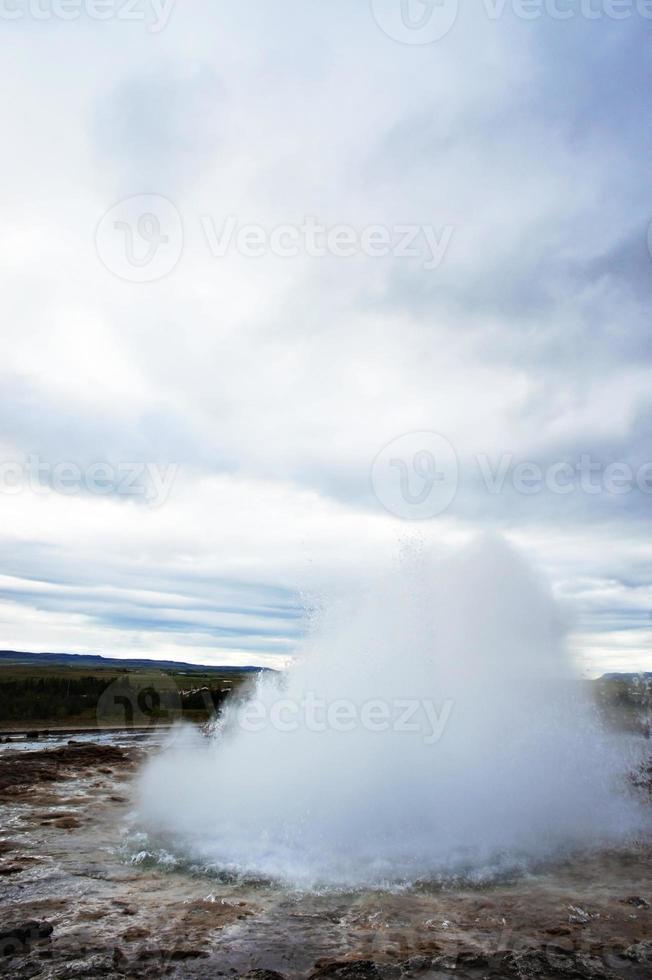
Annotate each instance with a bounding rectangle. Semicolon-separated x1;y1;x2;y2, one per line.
137;537;648;889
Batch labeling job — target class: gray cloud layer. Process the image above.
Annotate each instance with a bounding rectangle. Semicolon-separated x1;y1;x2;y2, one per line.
0;2;650;672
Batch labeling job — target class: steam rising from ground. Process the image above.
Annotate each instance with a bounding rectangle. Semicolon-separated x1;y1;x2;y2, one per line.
138;538;648;888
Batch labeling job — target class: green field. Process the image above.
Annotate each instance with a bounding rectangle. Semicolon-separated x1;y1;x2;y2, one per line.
0;655;262;730
1;651;649;735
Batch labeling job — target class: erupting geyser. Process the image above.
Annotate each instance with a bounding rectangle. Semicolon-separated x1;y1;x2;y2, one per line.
138;537;648;888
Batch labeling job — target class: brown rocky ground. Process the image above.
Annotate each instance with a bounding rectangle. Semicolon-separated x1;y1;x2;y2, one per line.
1;740;651;979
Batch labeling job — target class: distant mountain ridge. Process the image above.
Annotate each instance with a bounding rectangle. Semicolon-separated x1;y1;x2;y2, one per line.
0;650;271;674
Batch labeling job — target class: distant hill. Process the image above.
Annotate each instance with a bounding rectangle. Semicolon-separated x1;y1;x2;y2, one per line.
0;650;275;728
601;672;652;682
595;672;652;734
0;650;272;675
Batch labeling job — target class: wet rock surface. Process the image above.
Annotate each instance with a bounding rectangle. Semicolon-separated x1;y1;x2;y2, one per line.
1;740;651;978
0;742;133;799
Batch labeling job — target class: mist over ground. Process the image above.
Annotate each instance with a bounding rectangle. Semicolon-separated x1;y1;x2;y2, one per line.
138;537;649;889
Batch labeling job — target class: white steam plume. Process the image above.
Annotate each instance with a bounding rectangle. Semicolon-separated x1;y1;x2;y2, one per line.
137;536;648;888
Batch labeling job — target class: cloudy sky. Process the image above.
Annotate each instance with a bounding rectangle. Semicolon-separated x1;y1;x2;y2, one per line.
0;1;650;675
